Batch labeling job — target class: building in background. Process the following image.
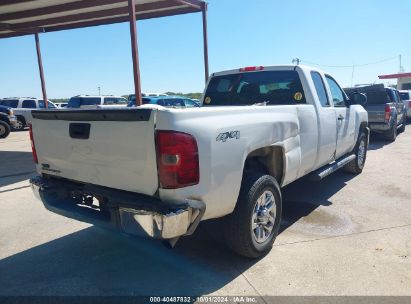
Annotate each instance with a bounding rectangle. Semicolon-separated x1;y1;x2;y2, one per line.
379;72;411;90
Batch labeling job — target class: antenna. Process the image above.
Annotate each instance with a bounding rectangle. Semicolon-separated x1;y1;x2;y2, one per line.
292;58;301;65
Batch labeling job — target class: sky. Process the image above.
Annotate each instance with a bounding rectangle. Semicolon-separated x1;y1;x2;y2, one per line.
0;0;410;99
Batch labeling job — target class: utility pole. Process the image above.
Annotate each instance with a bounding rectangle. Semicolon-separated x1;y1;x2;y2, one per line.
292;58;301;65
399;54;404;73
351;65;355;87
98;86;101;96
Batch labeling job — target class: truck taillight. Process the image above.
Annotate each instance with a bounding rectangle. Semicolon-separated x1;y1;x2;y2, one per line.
155;130;199;189
384;104;391;122
29;125;38;164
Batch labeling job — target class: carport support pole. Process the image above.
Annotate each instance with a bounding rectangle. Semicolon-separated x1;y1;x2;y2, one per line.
128;0;142;106
34;33;48;108
202;3;209;83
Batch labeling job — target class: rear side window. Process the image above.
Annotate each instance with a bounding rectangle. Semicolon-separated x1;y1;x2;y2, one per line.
203;70;306;106
399;92;410;100
68;97;101;107
81;98;101;106
104;97;127;105
311;72;329;107
104;97;115;105
157;99;185;107
0;99;19;108
22;100;36;108
394;91;401;103
387;90;399;103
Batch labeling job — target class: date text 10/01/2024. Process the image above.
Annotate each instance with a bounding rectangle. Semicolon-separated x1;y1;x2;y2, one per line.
149;296;258;303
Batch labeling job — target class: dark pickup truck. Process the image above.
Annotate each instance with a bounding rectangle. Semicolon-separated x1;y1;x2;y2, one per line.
345;84;406;141
0;105;18;138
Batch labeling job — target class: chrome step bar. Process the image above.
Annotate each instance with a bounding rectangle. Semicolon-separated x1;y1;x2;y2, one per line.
309;154;356;181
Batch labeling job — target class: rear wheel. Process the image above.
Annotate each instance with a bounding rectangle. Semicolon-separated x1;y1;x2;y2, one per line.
223;173;282;258
0;121;11;139
344;130;367;174
385;124;397;142
399;117;406;133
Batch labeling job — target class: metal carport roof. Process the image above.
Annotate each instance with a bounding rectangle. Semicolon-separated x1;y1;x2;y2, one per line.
0;0;209;107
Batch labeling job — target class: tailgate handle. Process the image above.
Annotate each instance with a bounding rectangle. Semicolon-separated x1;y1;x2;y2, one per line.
69;123;91;139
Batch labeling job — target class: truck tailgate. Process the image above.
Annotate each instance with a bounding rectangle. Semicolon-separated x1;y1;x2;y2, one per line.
31;108;159;196
366;104;386;123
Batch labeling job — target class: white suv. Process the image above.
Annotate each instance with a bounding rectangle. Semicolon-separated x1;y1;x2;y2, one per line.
399;90;411;118
0;97;57;130
67;95;128;108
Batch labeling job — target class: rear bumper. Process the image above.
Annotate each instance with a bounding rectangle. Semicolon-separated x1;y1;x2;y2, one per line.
368;122;390;133
30;175;205;239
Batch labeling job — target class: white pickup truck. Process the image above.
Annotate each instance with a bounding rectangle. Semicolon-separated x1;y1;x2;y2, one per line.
30;65;369;258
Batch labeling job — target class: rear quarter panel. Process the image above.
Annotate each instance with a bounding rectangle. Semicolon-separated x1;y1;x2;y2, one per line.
155;105;317;220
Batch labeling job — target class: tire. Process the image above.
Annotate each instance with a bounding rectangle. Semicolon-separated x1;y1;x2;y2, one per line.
343;130;368;174
0;121;11;139
12;117;25;131
398;118;406;133
223;173;282;258
385;124;397;142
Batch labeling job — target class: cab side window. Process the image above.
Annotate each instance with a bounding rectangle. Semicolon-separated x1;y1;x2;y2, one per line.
393;91;401;104
22;100;37;108
311;72;329;107
325;76;346;107
104;97;115;105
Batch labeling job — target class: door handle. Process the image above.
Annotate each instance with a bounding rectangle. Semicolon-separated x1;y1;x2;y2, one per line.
69;123;91;139
337;115;344;121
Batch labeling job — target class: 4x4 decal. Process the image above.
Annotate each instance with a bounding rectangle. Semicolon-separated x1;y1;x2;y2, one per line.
216;131;240;142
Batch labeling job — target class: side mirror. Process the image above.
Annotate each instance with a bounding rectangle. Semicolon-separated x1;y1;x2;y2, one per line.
348;92;367;107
